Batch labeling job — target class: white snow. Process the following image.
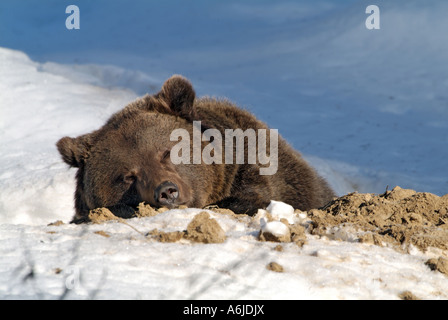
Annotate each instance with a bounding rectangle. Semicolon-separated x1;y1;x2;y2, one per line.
1;207;447;300
256;201;298;237
261;221;290;239
0;48;138;225
1;0;448;300
265;200;295;224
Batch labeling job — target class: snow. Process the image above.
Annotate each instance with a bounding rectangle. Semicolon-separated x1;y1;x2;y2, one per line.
261;221;290;239
265;200;295;224
2;206;448;300
1;0;448;300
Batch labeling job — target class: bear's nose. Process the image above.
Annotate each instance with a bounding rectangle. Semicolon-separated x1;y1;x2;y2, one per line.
154;181;179;206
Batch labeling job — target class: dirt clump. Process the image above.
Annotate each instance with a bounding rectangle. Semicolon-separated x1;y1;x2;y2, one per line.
185;211;226;244
134;202;183;217
205;205;246;221
48;220;64;226
425;257;448;276
147;211;227;244
147;229;185;243
274;245;284;252
94;230;111;238
399;291;420;300
266;262;284;273
308;186;448;252
135;202;158;217
289;223;307;247
88;207;119;224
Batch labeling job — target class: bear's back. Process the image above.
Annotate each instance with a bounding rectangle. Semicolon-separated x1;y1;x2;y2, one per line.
194;97;335;211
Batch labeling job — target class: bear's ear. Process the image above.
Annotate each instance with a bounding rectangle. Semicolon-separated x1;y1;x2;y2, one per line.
56;135;92;168
157;75;196;120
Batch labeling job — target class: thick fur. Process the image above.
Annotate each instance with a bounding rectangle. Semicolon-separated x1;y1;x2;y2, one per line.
57;75;335;222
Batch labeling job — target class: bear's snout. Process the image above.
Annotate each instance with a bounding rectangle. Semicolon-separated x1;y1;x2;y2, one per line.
154;181;179;207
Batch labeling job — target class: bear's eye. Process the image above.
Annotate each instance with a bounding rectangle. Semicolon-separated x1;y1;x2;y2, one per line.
161;149;171;161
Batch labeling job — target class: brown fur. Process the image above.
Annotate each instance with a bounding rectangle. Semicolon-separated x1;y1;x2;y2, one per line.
57;75;335;222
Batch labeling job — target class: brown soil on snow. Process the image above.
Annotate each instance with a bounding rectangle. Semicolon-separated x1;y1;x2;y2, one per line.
87;186;448;258
308;186;448;252
184;211;226;244
88;206;226;244
146;211;226;244
266;262;284;273
425;257;448;276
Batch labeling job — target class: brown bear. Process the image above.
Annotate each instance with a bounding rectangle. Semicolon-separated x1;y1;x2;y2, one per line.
57;75;335;223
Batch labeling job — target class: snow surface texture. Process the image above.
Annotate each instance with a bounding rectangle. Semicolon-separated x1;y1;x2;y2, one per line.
2;203;448;300
0;48;138;225
1;0;448;299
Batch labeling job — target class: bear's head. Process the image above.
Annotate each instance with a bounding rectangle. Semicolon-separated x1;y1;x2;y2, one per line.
57;75;217;222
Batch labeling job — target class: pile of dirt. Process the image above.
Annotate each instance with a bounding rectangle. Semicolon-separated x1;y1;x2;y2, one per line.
88;207;119;223
184;211;226;244
308;186;448;252
146;211;226;244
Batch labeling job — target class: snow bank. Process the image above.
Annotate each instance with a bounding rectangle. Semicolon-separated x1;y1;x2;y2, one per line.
0;47;138;225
